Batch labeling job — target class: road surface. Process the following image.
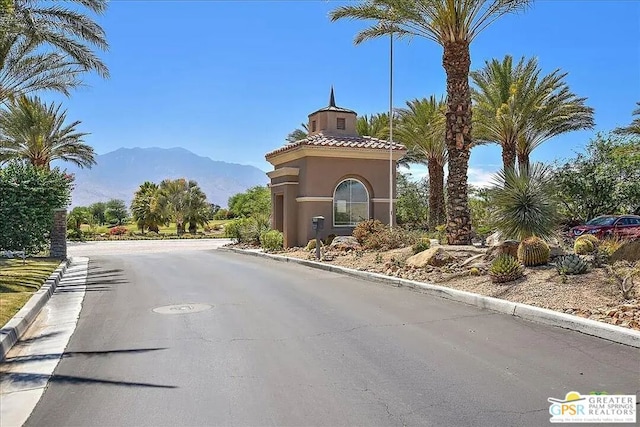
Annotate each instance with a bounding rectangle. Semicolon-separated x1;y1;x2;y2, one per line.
16;243;640;426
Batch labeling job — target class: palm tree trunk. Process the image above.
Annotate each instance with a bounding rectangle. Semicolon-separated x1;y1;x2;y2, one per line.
502;143;516;171
443;41;472;245
517;152;530;170
428;158;446;229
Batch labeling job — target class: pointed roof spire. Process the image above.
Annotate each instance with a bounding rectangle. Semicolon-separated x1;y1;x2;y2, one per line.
329;86;336;107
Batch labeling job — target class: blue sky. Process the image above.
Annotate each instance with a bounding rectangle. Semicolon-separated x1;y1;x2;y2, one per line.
48;0;640;186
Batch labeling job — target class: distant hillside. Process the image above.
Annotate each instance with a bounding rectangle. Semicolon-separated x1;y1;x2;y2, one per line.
56;147;268;208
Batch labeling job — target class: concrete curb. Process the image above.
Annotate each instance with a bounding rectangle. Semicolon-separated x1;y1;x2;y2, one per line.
224;247;640;348
0;258;71;360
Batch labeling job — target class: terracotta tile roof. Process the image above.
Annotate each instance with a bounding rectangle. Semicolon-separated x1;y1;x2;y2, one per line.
266;133;406;158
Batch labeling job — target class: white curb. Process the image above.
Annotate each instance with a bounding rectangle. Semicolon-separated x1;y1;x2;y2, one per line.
0;259;71;360
224;247;640;348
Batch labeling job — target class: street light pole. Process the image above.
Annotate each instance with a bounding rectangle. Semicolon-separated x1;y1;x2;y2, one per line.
388;31;394;230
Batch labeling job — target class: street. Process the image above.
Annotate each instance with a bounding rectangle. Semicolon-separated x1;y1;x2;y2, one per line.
7;242;640;426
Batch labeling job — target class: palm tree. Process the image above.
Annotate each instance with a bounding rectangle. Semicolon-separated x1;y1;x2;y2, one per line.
3;0;109;78
0;34;82;105
158;179;188;234
330;0;531;244
395;96;446;229
472;55;594;170
356;113;390;138
0;95;95;169
131;182;166;233
184;181;210;234
285;123;308;143
614;102;640;137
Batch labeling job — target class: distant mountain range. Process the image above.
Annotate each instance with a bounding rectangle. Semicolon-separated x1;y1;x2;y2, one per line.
55;147;268;208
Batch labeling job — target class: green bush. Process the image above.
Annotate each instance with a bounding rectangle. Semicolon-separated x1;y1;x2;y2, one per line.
224;217;264;244
0;162;72;254
260;230;283;251
364;227;417;251
412;239;431;254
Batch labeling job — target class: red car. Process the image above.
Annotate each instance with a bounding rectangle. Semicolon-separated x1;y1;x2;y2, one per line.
570;215;640;239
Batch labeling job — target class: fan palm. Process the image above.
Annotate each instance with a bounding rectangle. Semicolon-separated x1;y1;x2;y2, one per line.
2;0;109;78
184;182;210;234
356;113;390;138
158;178;189;234
330;0;531;244
395;96;446;228
490;163;560;241
472;55;594;170
131;182;167;233
0;95;95;168
614;102;640;137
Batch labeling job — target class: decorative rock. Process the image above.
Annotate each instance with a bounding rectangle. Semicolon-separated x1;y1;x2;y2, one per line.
484;240;519;261
609;240;640;263
486;231;503;247
548;244;567;258
329;236;361;251
406;247;455;268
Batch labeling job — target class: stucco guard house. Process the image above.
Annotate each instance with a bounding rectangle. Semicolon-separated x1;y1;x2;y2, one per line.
265;90;406;248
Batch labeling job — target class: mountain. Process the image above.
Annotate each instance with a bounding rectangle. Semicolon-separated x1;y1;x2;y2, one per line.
56;147;268;208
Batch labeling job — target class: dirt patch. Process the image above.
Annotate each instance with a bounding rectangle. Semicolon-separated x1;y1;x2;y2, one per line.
275;245;640;331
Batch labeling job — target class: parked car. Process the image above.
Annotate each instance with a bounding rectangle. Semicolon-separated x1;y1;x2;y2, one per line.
570;215;640;239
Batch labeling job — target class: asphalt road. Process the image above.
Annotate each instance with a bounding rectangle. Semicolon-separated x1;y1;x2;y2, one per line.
24;247;640;426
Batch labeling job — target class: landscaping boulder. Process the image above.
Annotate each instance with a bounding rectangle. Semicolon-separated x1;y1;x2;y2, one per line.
406;247;455;268
483;240;519;261
548;244;567;258
609;239;640;263
328;236;360;251
486;231;503;247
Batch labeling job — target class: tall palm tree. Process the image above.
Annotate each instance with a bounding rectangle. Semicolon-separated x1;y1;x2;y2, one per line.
356;113;390;138
158;178;188;234
614;102;640;137
330;0;531;244
472;55;594;170
395;96;446;229
0;95;95;168
3;0;109;78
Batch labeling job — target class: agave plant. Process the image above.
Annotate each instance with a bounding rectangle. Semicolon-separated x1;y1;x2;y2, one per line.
490;163;560;241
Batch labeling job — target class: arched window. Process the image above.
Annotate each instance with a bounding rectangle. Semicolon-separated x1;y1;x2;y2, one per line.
333;178;369;226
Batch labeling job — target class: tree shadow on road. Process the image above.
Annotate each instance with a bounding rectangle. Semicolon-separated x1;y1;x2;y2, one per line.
4;372;178;388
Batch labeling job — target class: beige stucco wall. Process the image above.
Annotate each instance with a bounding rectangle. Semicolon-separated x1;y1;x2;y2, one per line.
308;111;357;137
271;156;399;247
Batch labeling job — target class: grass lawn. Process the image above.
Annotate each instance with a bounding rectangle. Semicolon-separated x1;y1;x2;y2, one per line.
81;220;229;235
0;258;61;328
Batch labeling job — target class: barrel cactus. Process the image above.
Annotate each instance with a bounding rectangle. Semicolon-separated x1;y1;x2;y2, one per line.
574;238;595;255
517;236;550;266
489;254;524;283
555;254;589;275
576;234;599;246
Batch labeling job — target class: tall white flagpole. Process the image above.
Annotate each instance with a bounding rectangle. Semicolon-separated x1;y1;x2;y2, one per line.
388;31;394;229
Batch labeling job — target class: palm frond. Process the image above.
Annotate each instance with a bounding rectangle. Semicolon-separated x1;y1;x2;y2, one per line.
613;102;640;137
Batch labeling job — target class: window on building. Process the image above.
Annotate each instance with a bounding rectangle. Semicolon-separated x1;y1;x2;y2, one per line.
337;118;346;130
311;120;317;132
333;179;369;226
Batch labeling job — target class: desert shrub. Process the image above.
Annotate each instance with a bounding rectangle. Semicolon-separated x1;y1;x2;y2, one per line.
412;239;431;254
353;219;385;244
605;261;639;299
224;217;261;244
109;226;128;236
364;227;416;251
260;230;283;251
598;237;624;259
